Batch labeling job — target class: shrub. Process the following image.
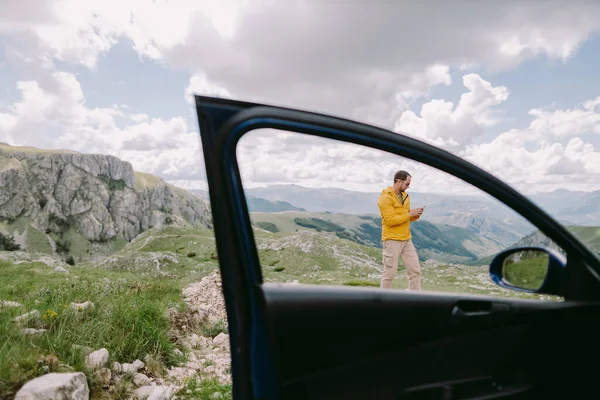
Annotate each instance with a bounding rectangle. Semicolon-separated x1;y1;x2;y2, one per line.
0;233;20;251
255;221;280;233
55;239;71;254
201;319;228;338
293;217;345;232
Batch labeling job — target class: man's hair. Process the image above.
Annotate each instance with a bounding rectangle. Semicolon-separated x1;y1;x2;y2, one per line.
394;170;411;182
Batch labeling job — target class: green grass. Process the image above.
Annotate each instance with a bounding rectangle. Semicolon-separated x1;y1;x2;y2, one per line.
343;279;379;287
124;226;217;266
0;143;79;154
175;377;232;400
0;224;563;398
0;255;218;399
134;171;164;190
503;254;549;290
46;228;128;263
25;225;53;255
252;229;559;301
201;319;228;338
567;226;600;252
255;230;383;284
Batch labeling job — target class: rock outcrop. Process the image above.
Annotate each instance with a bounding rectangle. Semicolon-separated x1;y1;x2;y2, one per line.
14;372;89;400
0;144;212;243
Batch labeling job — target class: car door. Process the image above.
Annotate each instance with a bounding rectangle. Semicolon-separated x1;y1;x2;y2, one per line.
194;95;600;400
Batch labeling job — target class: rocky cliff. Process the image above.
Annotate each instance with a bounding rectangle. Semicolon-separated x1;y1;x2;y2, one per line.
0;143;212;244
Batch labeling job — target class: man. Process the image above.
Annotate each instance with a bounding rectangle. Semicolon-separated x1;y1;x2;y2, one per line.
377;170;424;290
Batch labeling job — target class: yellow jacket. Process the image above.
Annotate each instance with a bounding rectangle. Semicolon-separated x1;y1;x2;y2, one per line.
377;186;418;242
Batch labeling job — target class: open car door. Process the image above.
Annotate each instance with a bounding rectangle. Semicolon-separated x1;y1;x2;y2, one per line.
194;95;600;400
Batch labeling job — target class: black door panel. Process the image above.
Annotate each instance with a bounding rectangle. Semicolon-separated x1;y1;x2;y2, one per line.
194;95;600;400
262;285;565;389
263;284;600;399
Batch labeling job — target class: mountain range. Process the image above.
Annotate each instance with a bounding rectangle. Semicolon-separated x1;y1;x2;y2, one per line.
1;142;599;266
240;184;600;226
194;184;600;252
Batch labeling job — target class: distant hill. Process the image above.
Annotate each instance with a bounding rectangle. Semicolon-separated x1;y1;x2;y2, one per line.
528;189;600;226
512;225;600;255
468;225;600;266
250;211;505;263
190;189;305;213
245;184;539;246
246;197;305;212
245;185;600;227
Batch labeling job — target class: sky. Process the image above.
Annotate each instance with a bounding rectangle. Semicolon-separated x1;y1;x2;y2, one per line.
1;0;600;196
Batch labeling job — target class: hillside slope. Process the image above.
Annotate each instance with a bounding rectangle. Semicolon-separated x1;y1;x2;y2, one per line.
513;226;600;255
77;225;550;297
245;184;538;246
250;211;506;262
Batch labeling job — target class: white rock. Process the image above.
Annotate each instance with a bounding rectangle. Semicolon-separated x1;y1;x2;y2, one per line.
111;362;122;373
86;348;109;371
20;328;47;336
0;300;21;308
167;367;195;381
189;333;201;348
54;266;68;273
133;373;152;387
111;374;122;386
185;361;202;370
121;359;145;374
14;309;40;324
70;301;94;311
212;333;229;348
134;385;155;399
148;385;177;400
14;372;89;400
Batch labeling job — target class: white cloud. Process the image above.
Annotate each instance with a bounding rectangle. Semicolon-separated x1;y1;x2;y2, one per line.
2;1;600;196
5;1;600;128
0;69;206;183
185;72;232;104
462;97;600;192
528;96;600;138
394;74;509;150
400;65;453;99
233;73;600;196
236;129;474;195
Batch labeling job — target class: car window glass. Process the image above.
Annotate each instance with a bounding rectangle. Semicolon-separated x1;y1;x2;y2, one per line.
236;128;562;301
524;193;600;260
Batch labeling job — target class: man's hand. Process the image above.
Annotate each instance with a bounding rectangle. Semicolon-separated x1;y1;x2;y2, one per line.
408;208;423;218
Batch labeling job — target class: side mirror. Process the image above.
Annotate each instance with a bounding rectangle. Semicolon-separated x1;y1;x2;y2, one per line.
489;246;566;296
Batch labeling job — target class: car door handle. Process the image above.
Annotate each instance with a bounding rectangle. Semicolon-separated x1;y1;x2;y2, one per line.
399;376;532;399
451;300;496;320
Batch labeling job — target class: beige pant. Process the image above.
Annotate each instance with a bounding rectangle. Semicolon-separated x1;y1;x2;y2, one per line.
380;239;421;290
